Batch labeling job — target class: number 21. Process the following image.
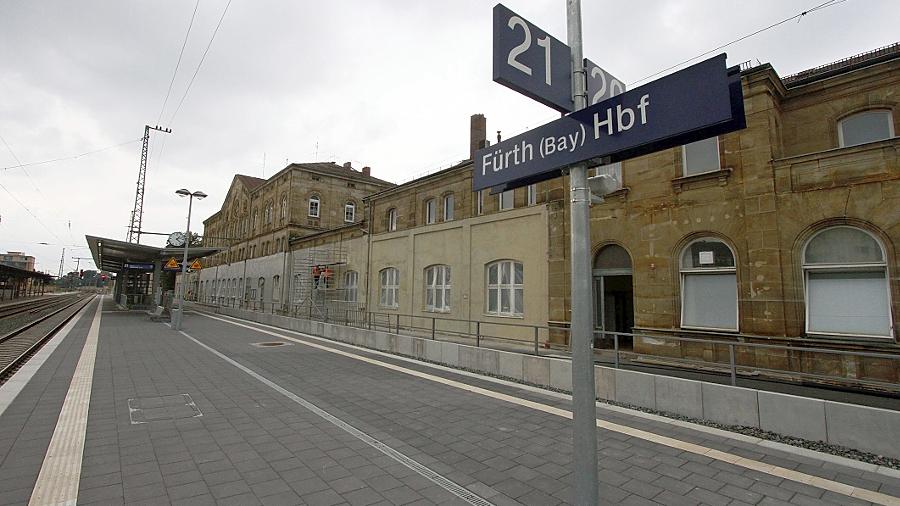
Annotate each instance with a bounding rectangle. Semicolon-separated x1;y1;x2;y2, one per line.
507;16;552;86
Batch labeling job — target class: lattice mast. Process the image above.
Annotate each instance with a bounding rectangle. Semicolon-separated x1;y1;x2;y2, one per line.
126;124;171;243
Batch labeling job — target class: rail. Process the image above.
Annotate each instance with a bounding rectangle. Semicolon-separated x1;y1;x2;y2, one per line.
194;296;900;393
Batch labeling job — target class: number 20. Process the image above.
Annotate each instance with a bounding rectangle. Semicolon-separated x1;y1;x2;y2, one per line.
507;16;552;86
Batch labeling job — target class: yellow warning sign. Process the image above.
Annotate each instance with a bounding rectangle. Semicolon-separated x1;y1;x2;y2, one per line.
165;257;180;269
190;259;202;270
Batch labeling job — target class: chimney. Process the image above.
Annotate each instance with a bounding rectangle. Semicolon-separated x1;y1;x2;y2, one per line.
362;166;371;176
343;161;352;170
470;114;486;160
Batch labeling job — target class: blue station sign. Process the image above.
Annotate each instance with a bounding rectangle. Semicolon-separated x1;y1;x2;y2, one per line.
123;262;155;271
493;4;625;114
473;54;746;192
493;3;572;113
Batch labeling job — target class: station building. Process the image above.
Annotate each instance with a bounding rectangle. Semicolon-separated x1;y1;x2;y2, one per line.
194;43;899;381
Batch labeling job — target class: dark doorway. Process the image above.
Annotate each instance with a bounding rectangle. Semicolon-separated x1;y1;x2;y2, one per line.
593;245;635;349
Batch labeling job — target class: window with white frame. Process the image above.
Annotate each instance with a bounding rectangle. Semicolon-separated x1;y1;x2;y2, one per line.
838;110;894;148
443;194;454;221
526;184;537;206
424;265;451;312
476;190;484;215
344;270;358;302
592;162;623;190
387;208;397;231
682;137;720;176
486;260;523;316
308;195;320;217
499;189;514;210
680;237;737;331
379;268;399;308
425;198;436;224
803;226;892;337
345;202;355;223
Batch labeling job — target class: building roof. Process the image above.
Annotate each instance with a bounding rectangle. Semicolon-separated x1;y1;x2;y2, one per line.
235;174;266;190
285;162;395;187
363;158;471;201
781;42;900;88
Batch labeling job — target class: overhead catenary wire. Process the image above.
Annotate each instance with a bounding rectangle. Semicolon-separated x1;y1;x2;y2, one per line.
0;138;143;172
156;0;201;126
627;0;848;86
166;0;233;128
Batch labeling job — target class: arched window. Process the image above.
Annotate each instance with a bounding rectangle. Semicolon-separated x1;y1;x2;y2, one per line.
442;194;454;221
258;277;265;302
838;110;894;148
486;260;523;316
344;270;358;302
387;208;397;232
272;275;280;301
308;195;320;218
803;226;892;337
680;237;738;331
425;198;436;224
379;268;399;308
345;202;356;223
424;265;451;312
281;196;288;220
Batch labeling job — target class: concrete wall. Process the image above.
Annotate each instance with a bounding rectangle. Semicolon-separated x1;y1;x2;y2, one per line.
209;305;900;460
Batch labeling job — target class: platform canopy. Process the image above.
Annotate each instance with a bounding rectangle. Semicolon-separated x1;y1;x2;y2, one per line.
86;235;221;273
0;262;54;281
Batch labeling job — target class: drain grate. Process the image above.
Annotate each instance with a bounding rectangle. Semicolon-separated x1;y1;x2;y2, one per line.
252;341;291;347
128;394;202;424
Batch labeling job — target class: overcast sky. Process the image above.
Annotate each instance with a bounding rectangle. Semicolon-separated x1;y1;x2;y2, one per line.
1;0;897;275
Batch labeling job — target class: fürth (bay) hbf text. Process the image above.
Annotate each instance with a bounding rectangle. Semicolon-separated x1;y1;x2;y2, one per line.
480;94;651;176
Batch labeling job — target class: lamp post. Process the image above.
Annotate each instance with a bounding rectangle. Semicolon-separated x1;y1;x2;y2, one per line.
172;188;207;330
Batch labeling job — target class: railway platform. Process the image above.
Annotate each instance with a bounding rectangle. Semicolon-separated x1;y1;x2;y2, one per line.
0;295;898;505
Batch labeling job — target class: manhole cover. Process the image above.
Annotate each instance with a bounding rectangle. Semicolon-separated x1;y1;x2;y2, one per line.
128;394;202;424
252;341;291;347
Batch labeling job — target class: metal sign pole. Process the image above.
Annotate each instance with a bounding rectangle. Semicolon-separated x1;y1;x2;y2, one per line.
566;0;599;503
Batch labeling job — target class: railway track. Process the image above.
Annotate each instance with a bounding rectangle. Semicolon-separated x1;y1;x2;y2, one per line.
0;294;83;320
0;294;94;384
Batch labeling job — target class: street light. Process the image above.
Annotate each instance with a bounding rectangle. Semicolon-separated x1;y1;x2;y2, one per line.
172;188;207;331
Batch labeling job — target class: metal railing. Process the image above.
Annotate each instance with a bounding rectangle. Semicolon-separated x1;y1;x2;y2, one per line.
193;297;900;394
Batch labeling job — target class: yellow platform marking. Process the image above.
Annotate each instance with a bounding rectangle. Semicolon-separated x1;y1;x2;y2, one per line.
198;312;900;506
30;296;102;506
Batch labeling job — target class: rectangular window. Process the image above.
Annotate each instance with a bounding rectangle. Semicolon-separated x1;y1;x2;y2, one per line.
344;271;359;302
443;195;454;221
526;184;537;206
308;197;320;217
425;199;436;224
486;260;524;316
683;137;720;176
499;190;514;210
476;190;484;215
344;203;355;223
387;209;397;231
379;268;399;308
593;162;623;190
424;265;451;312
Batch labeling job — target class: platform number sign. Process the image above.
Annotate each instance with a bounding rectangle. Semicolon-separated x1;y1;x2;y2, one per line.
493;4;626;113
585;58;626;104
493;3;573;113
